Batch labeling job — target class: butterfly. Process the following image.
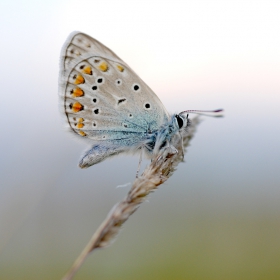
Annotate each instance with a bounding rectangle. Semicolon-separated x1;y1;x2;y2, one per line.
59;31;222;169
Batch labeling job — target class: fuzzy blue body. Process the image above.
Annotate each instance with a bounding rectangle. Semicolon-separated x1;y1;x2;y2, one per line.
79;114;188;168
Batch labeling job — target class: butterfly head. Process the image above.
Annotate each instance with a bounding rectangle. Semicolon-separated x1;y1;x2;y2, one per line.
174;113;189;130
173;108;224;131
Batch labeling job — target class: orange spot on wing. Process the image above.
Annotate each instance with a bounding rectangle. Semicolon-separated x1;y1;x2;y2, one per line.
78;118;84;123
76;123;84;128
99;61;108;72
74;74;85;84
79;131;86;136
71;87;84;97
83;66;92;75
117;65;124;72
71;102;84;113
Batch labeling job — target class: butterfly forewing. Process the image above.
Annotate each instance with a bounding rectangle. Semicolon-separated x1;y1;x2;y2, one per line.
61;32;124;69
59;32;169;142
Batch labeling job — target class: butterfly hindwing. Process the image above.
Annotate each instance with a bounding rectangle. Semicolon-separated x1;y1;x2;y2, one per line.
59;32;169;144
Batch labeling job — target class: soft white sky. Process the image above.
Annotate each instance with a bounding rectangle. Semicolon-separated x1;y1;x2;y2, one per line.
1;0;279;118
0;0;280;274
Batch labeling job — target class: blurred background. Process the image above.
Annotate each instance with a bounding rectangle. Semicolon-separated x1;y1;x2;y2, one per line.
1;0;280;279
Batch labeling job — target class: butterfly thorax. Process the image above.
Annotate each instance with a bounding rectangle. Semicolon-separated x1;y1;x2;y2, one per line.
144;114;187;155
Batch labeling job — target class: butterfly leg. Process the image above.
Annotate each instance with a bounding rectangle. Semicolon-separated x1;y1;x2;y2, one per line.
179;132;184;159
166;140;179;154
136;146;143;178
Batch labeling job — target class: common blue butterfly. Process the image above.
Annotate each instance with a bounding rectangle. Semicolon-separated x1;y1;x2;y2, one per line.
59;32;222;168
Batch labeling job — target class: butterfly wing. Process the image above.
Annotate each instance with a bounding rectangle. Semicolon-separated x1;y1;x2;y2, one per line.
59;32;170;166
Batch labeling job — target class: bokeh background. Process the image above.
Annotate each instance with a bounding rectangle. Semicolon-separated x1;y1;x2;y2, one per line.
1;1;280;279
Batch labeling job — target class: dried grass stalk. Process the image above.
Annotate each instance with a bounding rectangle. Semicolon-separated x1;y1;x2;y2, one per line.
62;116;200;280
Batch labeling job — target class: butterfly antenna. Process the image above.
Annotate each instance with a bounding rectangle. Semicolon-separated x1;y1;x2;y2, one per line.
179;109;224;117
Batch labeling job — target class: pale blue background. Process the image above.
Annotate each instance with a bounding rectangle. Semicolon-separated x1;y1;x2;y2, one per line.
1;1;280;279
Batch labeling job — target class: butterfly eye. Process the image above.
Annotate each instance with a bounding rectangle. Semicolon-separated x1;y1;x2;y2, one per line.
175;115;184;128
132;83;141;92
